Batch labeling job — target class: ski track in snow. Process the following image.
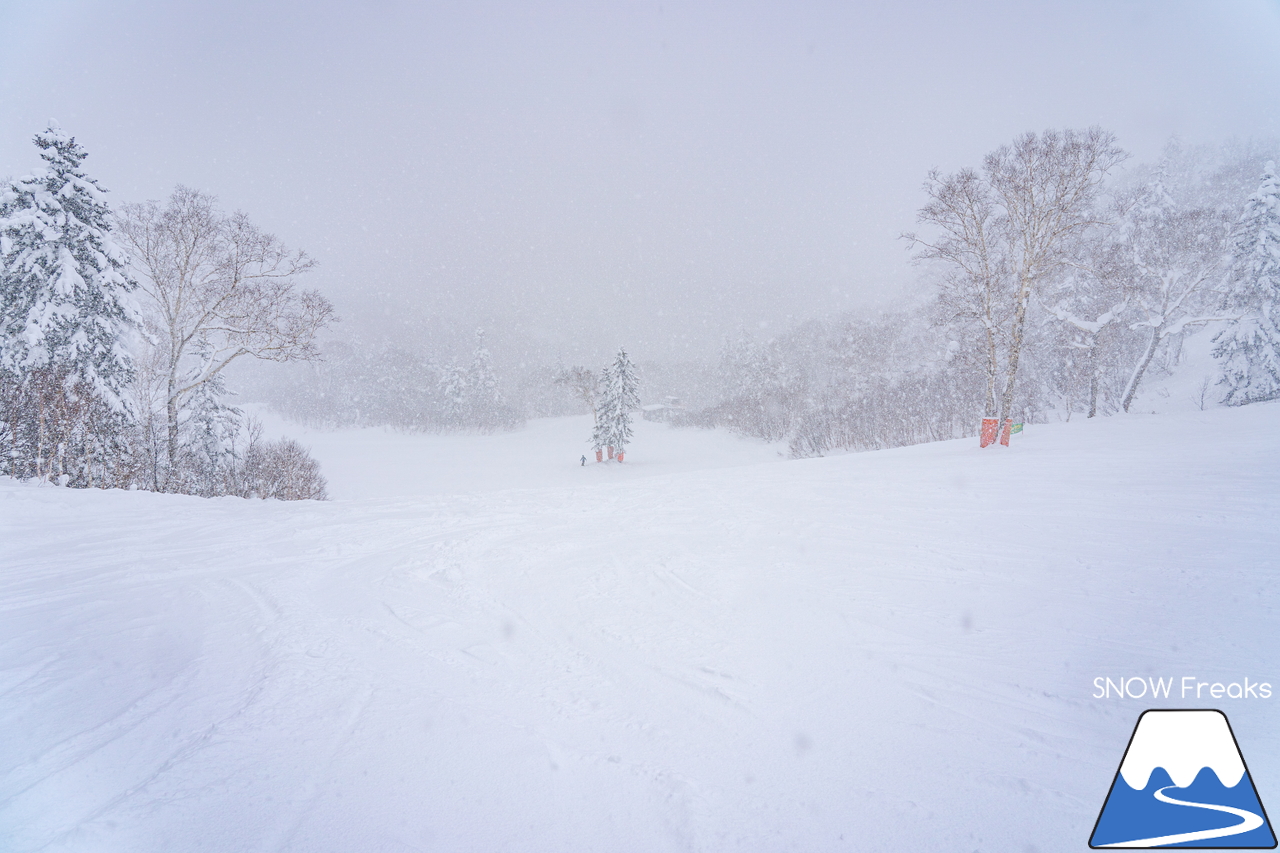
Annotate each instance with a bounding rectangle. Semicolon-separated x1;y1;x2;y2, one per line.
1;408;1278;851
1101;785;1265;847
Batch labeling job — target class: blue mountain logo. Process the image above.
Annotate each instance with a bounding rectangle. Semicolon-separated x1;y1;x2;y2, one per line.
1091;709;1276;848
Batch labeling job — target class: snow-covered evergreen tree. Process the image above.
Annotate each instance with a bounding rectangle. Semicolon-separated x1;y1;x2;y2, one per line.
1214;160;1280;405
172;363;244;496
439;359;468;428
466;328;503;429
590;365;612;452
591;348;640;455
0;122;138;484
0;123;138;406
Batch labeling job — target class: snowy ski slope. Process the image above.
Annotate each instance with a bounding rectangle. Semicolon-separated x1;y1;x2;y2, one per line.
2;405;1277;851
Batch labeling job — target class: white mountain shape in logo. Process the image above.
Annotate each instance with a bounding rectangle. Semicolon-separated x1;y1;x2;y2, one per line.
1090;709;1275;848
1119;710;1246;789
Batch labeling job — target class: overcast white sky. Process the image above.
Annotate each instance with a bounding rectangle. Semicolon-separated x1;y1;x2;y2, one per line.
3;0;1279;364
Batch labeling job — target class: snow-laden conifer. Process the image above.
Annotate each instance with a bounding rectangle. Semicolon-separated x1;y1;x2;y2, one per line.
173;365;244;496
591;348;640;455
590;365;612;452
1214;161;1280;405
439;360;468;428
611;348;641;451
0;122;139;484
467;328;504;429
0;122;138;408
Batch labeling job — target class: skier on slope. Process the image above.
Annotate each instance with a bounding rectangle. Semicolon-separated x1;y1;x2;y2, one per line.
580;454;587;466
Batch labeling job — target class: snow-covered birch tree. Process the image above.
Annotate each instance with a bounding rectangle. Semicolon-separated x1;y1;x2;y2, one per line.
1116;179;1233;412
909;128;1126;430
985;128;1127;426
906;167;1009;418
1040;225;1131;418
555;365;601;422
117;186;334;488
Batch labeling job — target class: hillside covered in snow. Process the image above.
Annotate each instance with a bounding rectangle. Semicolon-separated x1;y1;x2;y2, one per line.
2;405;1278;852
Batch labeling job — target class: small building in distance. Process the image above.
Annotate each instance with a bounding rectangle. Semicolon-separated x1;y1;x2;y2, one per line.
641;396;686;423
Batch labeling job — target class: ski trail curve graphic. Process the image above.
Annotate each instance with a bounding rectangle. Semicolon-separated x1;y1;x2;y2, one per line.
1101;785;1265;848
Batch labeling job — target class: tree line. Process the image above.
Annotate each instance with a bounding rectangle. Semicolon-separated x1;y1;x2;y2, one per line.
679;131;1278;455
247;128;1276;463
249;128;1276;462
0;123;333;498
261;329;523;433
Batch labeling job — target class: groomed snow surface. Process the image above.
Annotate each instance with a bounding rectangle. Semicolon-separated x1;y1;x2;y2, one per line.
2;406;1278;852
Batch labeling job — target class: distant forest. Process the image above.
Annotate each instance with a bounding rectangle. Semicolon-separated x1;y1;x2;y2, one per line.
4;125;1278;502
256;133;1280;457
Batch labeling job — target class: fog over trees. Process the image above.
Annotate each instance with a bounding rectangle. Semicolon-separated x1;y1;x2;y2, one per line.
2;3;1279;490
239;132;1280;460
2;113;1277;497
7;16;1280;853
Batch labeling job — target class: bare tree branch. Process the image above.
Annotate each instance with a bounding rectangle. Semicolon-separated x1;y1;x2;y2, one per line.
117;186;336;487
